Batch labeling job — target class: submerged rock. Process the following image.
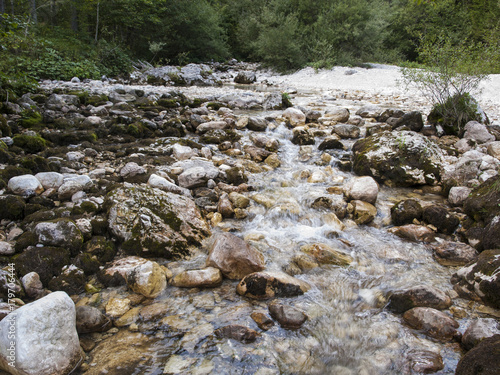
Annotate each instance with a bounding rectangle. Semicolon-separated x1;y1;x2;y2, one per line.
0;291;82;375
171;267;223;288
388;224;435;243
214;325;260;343
236;271;310;300
388;285;452;313
268;301;308;329
107;185;210;258
250;311;275;331
206;232;265;280
300;243;352;266
405;349;444;374
432;241;478;266
403;307;460;341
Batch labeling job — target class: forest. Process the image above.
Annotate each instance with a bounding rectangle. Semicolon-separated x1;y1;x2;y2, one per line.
1;0;499;98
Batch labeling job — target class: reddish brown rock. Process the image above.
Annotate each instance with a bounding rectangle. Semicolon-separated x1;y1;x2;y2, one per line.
214;325;260;343
236;271;310;300
206;232;265;280
403;307;460;341
388;224;435;242
388;285;452;313
268;301;308;329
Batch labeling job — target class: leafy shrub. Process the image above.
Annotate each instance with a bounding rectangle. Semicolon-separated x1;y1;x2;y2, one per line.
428;93;484;136
401;35;494;136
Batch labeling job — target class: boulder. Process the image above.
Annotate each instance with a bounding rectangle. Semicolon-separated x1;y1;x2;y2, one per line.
300;243;352;266
431;241;478;266
234;71;256;84
318;135;344;151
332;124;360;139
101;256;166;298
356;104;382;118
147;174;188;195
76;305;112;333
249;133;279;152
463;121;495;144
463;176;500;224
462;318;500;351
21;272;43;299
388;224;435;242
35;172;64;190
351;200;377;225
214;325;259;343
175;159;220;189
451;249;500;309
487;141;500;159
247;117;268;132
48;265;86;295
292;127;315;145
283;108;306;127
0;291;82;375
403;307;460;341
205;232;265;280
0;195;25;221
15;246;71;285
268;301;308;329
392;111;424;132
120;162;148;183
455;335;500;375
57;176;93;201
482;215;500;250
34;218;83;255
236;271;310;300
352;131;445;186
127;260;167;298
8;174;43;197
405;349;444;374
196;121;228;134
250;312;275;331
345;176;379;204
106;185;210;258
442;151;499;191
171;267;223;288
390;199;423;226
311;195;347;219
320;107;350;124
387;285;452;313
448;186;473;206
422;205;460;234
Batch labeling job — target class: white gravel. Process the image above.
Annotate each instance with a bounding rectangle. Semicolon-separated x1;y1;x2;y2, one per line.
265;65;500;123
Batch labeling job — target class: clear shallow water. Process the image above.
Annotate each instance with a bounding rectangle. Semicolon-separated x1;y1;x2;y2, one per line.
80;91;471;375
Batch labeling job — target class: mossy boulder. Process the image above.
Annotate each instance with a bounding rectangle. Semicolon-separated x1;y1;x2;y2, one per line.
464;176;500;224
106;185;211;258
0;195;26;220
48;265;86;295
391;199;423;226
14;246;71;285
452;249;500;309
34;218;84;256
352;131;445;187
83;236;117;263
12;134;47;153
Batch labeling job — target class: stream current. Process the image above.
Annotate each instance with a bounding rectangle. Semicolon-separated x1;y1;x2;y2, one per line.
78;84;477;375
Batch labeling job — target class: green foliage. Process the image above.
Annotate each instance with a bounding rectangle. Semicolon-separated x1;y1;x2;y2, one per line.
428;93;482;136
401;35;495;135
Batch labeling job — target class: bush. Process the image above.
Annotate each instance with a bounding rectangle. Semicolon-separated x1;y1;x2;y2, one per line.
428;93;485;136
401;35;495;135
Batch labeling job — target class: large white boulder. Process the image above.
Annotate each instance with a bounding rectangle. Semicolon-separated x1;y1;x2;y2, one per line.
0;291;82;375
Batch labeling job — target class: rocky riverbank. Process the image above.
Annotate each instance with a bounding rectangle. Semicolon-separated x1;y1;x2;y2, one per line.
0;62;499;374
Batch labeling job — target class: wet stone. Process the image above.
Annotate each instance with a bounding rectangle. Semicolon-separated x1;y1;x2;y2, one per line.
214;325;260;343
76;305;112;333
388;224;435;243
462;318;500;351
171;267;223;288
251;311;275;331
432;241;479;266
236;271;310;300
403;307;460;342
388;285;452;313
268;301;308;329
405;349;444;374
300;243;353;266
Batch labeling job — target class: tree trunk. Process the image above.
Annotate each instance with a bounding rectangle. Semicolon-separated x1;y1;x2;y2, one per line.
71;0;78;32
31;0;37;24
0;0;5;14
95;1;99;42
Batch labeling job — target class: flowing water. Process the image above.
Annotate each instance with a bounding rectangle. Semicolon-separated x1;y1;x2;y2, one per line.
80;85;475;375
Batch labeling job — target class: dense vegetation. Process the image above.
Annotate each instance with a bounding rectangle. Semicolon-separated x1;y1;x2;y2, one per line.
1;0;499;98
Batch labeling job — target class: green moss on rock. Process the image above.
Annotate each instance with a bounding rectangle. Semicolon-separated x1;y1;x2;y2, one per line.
13;134;47;153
